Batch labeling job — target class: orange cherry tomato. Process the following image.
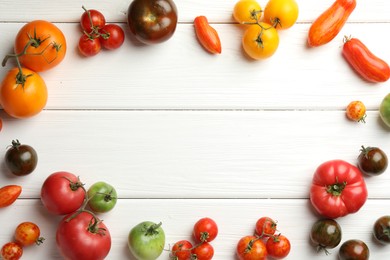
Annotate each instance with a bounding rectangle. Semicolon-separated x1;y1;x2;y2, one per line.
194;16;222;54
263;0;299;30
242;23;279;60
342;37;390;83
308;0;356;47
0;67;48;119
15;222;44;246
14;20;67;72
346;101;366;123
1;242;23;260
233;0;262;25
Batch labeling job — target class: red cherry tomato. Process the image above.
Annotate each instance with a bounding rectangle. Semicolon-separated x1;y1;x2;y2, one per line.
171;240;193;260
78;34;101;57
99;24;125;50
191;242;214;260
193;217;218;242
255;217;277;237
80;7;106;33
236;235;267;260
266;234;291;259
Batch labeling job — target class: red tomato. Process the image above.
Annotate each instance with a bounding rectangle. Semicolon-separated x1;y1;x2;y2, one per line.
310;160;368;218
56;211;111;260
255;216;277;237
170;240;193;260
99;24;125;50
191;242;214;260
194;16;222;54
236;235;267;260
14;20;67;72
15;222;44;246
40;171;86;215
80;7;106;33
266;234;291;259
193;217;218;242
78;34;101;57
0;185;22;208
342;37;390;83
1;242;23;260
308;0;356;47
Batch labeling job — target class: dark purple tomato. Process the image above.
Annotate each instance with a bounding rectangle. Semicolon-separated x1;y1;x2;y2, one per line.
373;215;390;244
5;140;38;176
310;219;342;254
357;146;388;176
339;239;369;260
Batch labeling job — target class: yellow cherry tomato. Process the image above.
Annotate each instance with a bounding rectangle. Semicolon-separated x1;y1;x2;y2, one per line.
233;0;262;25
346;101;366;123
242;23;279;60
263;0;299;30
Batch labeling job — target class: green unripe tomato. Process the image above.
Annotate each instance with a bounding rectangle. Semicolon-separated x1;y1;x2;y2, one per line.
380;93;390;127
128;221;165;260
87;181;117;213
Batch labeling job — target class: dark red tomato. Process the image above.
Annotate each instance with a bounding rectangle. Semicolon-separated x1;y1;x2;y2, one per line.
15;222;44;246
0;242;23;260
236;236;267;260
170;240;193;260
343;37;390;83
338;239;369;260
310;219;342;253
99;24;125;50
357;146;388;176
78;34;101;57
373;215;390;244
191;242;214;260
80;7;106;33
40;171;86;215
266;234;291;259
193;217;218;242
255;216;277;238
5;139;38;176
56;211;111;260
127;0;178;44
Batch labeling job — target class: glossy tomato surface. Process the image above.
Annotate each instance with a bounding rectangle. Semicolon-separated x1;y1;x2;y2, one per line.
5;140;38;176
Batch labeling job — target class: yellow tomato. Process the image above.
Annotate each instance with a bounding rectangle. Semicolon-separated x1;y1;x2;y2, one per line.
263;0;299;30
242;23;279;60
233;0;262;25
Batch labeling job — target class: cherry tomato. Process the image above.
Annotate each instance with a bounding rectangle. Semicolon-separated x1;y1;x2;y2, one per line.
0;185;22;208
242;23;279;60
78;34;101;57
194;16;222;54
308;0;356;47
193;217;218;243
233;0;262;25
338;239;369;260
255;216;277;238
15;222;44;246
310;219;342;253
0;242;23;260
342;36;390;83
170;240;193;260
373;215;390;244
191;242;214;260
266;234;291;259
87;181;117;213
14;20;67;72
346;101;366;123
5;139;38;176
99;24;125;50
236;235;267;260
358;146;388;176
263;0;299;30
80;7;106;33
0;67;47;119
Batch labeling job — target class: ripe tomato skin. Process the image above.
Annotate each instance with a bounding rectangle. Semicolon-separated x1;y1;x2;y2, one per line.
5;140;38;176
308;0;356;47
0;185;22;208
263;0;299;30
99;24;125;50
236;235;267;260
233;0;262;25
255;216;277;237
338;239;369;260
242;23;279;60
0;67;47;119
310;160;368;219
346;101;366;123
342;37;390;83
78;34;101;57
56;211;111;260
14;20;66;72
358;146;388;176
373;215;390;244
191;242;214;260
310;219;342;253
1;242;23;260
266;234;291;259
170;240;193;260
15;222;43;246
81;9;106;33
193;217;218;243
194;16;222;54
40;171;86;215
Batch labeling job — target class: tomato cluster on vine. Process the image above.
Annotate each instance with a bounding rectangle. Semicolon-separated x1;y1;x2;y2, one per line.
78;6;125;57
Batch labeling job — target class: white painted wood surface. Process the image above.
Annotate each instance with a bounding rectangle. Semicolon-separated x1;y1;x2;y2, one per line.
1;0;390;259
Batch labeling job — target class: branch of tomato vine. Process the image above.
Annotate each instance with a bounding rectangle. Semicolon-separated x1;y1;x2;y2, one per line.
81;5;110;40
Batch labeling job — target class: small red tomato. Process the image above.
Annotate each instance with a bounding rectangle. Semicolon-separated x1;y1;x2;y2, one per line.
78;34;101;57
255;217;277;238
170;240;193;260
80;7;106;33
236;235;267;260
15;222;44;246
346;101;366;123
1;242;23;260
99;24;125;50
191;242;214;260
193;217;218;242
266;234;291;259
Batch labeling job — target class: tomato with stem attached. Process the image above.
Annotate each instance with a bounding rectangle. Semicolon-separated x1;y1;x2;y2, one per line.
99;24;125;50
15;222;45;246
193;217;218;243
87;181;117;213
236;235;267;260
263;0;299;30
310;219;342;254
80;6;106;33
78;34;101;57
242;23;279;60
357;146;388;176
5;139;38;176
191;242;214;260
170;240;193;260
346;100;366;123
255;216;277;238
233;0;262;25
266;234;291;259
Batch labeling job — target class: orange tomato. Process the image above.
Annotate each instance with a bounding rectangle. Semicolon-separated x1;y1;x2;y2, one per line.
0;185;22;208
346;101;366;123
263;0;299;30
194;16;222;54
233;0;262;25
242;23;279;60
14;20;67;72
0;67;48;118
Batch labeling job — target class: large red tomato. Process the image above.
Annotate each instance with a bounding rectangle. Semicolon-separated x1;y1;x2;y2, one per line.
40;171;85;215
56;211;111;260
310;160;368;218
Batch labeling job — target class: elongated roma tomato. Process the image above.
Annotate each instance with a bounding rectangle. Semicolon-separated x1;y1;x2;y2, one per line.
194;16;221;54
0;185;22;208
307;0;356;47
342;37;390;83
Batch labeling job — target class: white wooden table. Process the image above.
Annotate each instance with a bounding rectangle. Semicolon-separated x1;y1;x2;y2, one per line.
1;0;390;259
